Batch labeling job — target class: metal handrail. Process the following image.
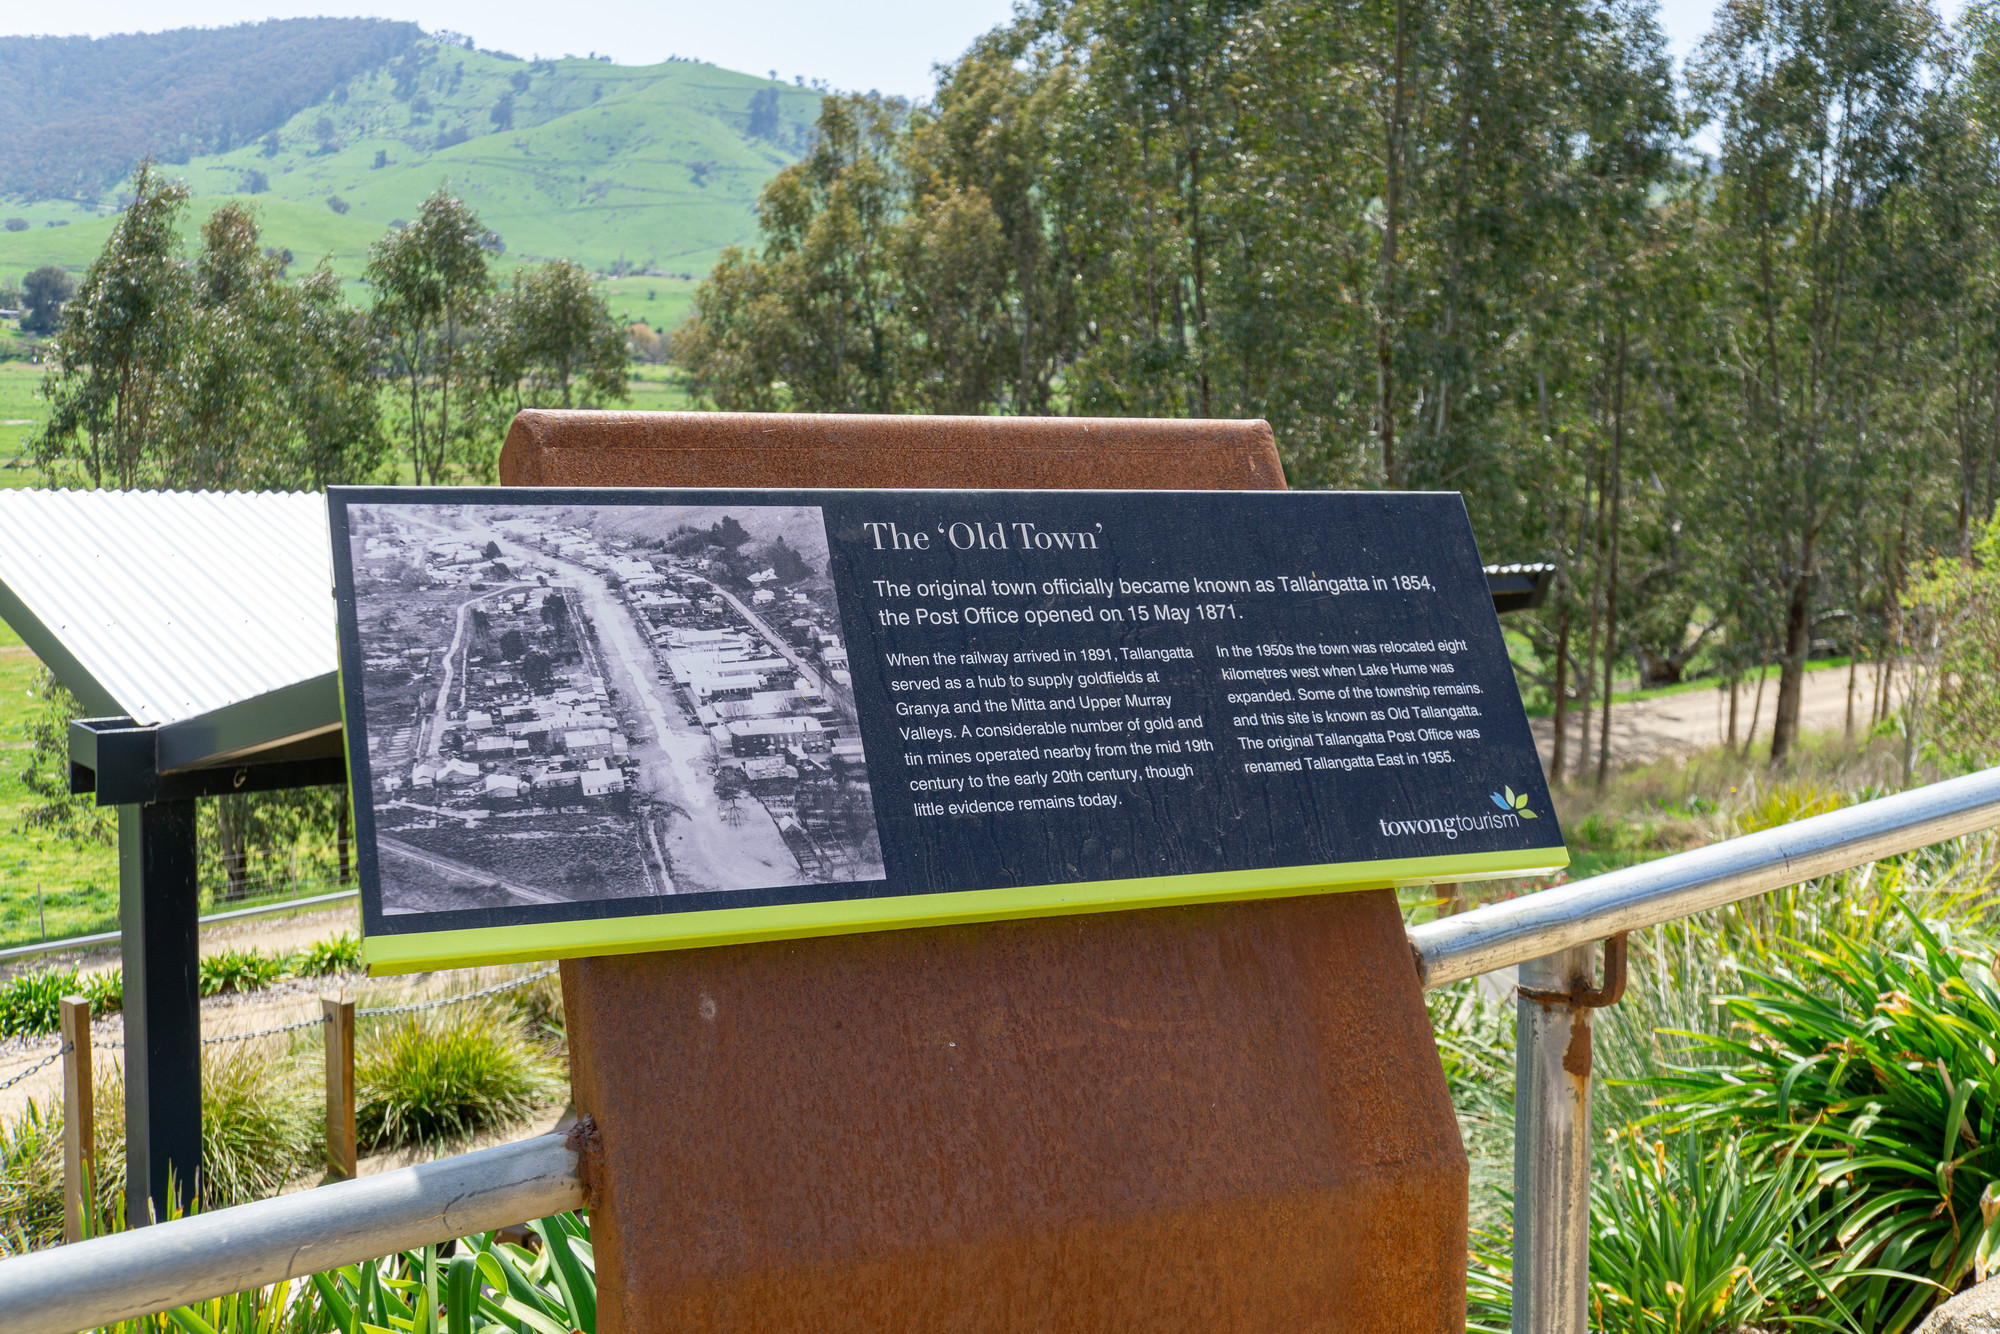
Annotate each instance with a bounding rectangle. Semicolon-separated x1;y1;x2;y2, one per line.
1410;765;2000;989
0;888;360;965
0;1133;582;1334
7;770;2000;1334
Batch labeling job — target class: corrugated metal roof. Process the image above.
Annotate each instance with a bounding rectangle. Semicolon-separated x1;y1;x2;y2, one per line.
0;490;335;732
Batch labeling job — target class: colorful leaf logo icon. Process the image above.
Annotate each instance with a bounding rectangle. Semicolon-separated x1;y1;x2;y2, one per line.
1490;791;1511;811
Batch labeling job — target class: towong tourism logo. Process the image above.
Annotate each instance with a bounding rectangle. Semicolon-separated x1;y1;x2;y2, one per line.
1379;786;1539;840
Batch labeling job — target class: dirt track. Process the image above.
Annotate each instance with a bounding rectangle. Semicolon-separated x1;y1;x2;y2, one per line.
1529;664;1897;777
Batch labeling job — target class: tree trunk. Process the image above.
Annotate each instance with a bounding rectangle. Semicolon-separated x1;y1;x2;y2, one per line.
1575;596;1598;782
1549;601;1571;784
1188;142;1211;418
1376;0;1408;489
1845;630;1858;739
1727;674;1740;748
1745;659;1768;759
1769;560;1814;764
218;793;250;902
1596;321;1627;792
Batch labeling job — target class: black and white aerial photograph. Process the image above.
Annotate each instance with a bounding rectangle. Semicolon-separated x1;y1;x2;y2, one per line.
343;501;884;914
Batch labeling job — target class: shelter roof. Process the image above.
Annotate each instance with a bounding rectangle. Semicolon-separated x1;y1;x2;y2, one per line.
0;489;339;771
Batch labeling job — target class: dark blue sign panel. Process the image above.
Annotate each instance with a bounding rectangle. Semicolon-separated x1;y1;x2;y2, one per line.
328;487;1564;972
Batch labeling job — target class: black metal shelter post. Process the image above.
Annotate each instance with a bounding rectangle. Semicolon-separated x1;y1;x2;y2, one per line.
71;716;348;1226
117;800;202;1224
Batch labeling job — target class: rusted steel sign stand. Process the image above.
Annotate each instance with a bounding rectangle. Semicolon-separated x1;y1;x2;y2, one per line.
497;410;1469;1333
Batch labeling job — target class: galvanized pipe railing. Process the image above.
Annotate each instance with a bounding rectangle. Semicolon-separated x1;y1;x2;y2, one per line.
0;1133;582;1334
1410;764;2000;1334
7;768;2000;1334
1410;765;2000;988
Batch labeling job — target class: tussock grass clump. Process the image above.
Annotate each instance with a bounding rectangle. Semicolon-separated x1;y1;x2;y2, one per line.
196;1044;321;1209
356;1002;563;1153
507;971;566;1049
0;1100;65;1255
0;1091;122;1256
0;1044;319;1252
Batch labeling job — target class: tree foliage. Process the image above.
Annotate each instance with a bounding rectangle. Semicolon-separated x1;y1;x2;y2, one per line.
679;0;2000;778
35;161;389;490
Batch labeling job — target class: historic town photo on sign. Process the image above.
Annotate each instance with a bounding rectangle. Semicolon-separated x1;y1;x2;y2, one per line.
343;501;884;914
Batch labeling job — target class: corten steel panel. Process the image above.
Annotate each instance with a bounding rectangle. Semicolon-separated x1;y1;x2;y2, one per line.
511;408;1466;1332
562;893;1467;1333
499;409;1289;491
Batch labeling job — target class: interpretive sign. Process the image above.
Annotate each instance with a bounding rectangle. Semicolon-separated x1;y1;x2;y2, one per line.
329;486;1565;972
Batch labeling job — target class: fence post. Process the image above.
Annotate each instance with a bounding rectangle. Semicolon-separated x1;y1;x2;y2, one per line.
60;996;93;1244
1512;945;1594;1334
321;998;356;1181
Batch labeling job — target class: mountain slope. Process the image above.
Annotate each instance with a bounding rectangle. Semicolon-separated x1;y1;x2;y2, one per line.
0;20;422;201
0;37;819;291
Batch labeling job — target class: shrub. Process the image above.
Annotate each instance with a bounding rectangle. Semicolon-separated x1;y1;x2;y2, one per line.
1658;910;1990;1331
288;932;363;977
81;968;122;1016
199;947;284;996
0;967;124;1037
1468;1126;1910;1334
3;217;25;231
0;970;74;1036
356;1003;563;1152
0;1042;318;1251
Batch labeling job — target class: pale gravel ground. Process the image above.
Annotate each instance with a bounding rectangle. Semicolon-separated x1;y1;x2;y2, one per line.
1529;664;1901;775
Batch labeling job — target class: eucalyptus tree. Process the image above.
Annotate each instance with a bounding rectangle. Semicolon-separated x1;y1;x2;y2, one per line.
902;20;1082;415
675;95;912;412
37;159;190;489
1692;0;1954;761
367;187;497;484
487;259;631;411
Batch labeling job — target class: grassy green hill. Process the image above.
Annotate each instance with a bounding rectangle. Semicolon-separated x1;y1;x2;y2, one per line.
0;39;815;297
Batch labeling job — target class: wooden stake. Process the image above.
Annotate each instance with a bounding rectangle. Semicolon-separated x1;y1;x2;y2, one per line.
322;997;357;1181
61;995;93;1243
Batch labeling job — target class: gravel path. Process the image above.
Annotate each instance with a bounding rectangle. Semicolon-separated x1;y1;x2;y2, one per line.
1529;664;1899;776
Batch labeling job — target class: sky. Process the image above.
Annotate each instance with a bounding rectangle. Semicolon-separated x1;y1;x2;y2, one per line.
0;0;1974;101
0;0;1024;99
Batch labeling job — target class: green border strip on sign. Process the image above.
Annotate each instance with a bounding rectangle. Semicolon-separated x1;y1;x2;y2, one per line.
362;845;1568;974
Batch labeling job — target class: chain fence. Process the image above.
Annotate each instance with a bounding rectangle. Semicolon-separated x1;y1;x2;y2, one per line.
0;1042;68;1093
0;964;563;1078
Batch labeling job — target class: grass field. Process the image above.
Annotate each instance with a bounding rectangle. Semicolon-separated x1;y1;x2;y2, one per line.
0;621;120;947
0;361;48;489
601;276;699;334
625;363;698;410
